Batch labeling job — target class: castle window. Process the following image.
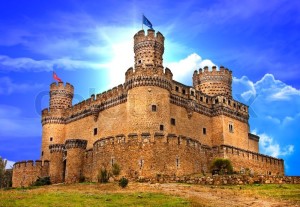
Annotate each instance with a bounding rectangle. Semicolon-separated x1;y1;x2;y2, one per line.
140;159;144;169
176;157;179;168
111;158;114;166
175;86;179;92
229;122;234;133
138;60;142;64
182;89;186;94
41;151;44;156
94;128;98;136
191;91;195;96
160;124;164;131
203;128;206;135
171;118;176;125
206;98;208;103
152;105;157;112
215;99;219;104
50;137;53;142
200;97;203;102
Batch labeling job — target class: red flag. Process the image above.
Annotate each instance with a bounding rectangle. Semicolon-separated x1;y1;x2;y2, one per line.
53;71;62;82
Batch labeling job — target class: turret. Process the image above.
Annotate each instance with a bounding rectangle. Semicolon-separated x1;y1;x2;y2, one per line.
41;82;74;162
193;66;232;98
133;29;165;69
64;139;87;183
49;82;74;110
49;144;65;183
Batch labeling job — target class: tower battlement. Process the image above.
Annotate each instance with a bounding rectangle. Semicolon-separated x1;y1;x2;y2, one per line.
134;29;165;68
50;82;74;93
193;66;232;98
134;29;164;45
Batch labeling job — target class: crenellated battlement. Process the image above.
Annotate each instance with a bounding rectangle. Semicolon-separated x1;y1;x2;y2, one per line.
50;82;74;93
193;66;233;98
134;29;164;46
124;67;173;91
93;133;210;153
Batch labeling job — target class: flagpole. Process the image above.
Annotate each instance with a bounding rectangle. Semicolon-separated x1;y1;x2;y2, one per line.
142;13;143;30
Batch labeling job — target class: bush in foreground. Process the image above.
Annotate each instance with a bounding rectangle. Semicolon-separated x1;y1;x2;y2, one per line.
32;176;51;186
210;158;233;175
119;177;129;188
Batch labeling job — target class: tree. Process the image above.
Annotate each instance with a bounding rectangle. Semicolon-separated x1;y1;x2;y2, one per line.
210;158;233;175
0;157;7;188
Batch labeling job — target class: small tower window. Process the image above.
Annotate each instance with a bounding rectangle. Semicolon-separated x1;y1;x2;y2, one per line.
138;60;142;64
175;86;179;92
160;124;164;131
182;89;186;94
203;128;207;135
171;118;176;125
152;105;157;112
50;137;53;142
200;97;203;102
176;157;180;168
111;158;114;166
229;122;234;133
41;151;44;156
140;159;144;169
94;128;98;135
191;91;195;96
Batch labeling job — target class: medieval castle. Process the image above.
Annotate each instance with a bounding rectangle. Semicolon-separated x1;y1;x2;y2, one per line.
12;29;284;187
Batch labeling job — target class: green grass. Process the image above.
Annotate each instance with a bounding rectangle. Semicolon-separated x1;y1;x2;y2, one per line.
0;186;190;207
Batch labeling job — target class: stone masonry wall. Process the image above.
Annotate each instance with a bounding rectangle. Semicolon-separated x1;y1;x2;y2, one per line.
12;160;49;187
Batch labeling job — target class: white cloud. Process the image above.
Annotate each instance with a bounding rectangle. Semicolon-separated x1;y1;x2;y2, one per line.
252;130;294;158
165;53;216;84
0;77;43;95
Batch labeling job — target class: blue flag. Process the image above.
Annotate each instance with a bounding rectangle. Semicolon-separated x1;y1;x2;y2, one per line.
143;15;153;29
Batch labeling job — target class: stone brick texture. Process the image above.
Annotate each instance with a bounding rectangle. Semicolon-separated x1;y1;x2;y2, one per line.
12;29;284;187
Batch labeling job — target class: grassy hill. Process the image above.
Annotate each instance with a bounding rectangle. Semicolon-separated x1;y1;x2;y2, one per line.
0;182;299;207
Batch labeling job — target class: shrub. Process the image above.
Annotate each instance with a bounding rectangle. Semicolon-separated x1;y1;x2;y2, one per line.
32;176;51;186
210;158;233;175
98;168;110;183
112;163;121;176
119;177;128;188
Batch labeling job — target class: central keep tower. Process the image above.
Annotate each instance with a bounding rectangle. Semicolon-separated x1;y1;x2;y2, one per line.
134;29;165;69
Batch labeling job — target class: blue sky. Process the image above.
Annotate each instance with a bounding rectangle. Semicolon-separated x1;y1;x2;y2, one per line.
0;0;299;175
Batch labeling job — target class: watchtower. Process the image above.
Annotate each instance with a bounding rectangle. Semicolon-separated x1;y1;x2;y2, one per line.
193;66;232;98
133;29;165;69
49;82;74;110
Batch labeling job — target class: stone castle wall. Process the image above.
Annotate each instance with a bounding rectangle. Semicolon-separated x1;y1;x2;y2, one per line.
12;160;49;187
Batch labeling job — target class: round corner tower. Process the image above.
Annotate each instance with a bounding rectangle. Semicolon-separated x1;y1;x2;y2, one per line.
133;29;165;69
41;82;74;162
193;66;232;98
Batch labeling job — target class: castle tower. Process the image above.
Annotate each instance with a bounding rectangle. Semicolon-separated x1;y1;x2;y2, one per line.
193;66;232;98
134;29;165;69
64;139;87;183
41;82;74;161
49;82;74;109
49;144;65;183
